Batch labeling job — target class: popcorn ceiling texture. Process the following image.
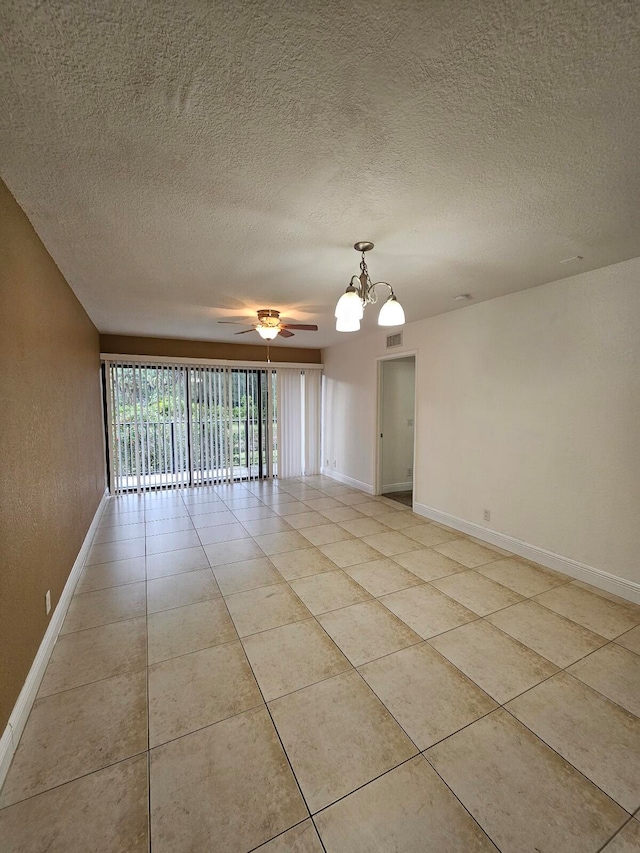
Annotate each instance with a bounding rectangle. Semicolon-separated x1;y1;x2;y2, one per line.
0;0;639;347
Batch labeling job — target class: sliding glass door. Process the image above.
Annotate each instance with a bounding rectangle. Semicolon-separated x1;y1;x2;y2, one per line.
105;363;276;493
190;367;275;485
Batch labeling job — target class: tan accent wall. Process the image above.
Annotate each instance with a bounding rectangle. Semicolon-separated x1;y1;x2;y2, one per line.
100;334;322;363
0;181;105;731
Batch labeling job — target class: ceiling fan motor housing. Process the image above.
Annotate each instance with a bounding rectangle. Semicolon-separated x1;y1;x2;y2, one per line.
256;309;281;327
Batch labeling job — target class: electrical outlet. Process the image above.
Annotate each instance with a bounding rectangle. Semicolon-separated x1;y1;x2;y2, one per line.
325;458;329;466
407;467;413;477
332;459;337;468
45;589;51;615
483;509;491;522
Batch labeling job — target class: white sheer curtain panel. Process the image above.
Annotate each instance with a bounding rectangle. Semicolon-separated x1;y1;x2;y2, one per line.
276;369;303;478
303;369;322;475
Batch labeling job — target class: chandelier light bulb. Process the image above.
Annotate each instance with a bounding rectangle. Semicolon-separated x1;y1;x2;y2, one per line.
336;315;361;332
377;294;406;327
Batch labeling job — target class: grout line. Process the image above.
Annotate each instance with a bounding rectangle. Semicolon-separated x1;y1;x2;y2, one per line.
147;698;266;752
146;562;211;582
148;634;242;669
215;588;323;846
146;749;151;853
56;605;147;637
423;608;640;716
250;659;355;707
147;589;222;617
418;753;505;852
594;816;639;853
555;643;640;714
612;635;640;659
0;751;150;814
145;522;196;536
36;659;148;703
245;816;320;853
74;575;147;595
530;591;640;635
416;703;500;753
500;703;635;817
308;753;420;820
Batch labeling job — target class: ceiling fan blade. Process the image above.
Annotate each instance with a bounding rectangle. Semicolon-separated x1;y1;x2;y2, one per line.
235;328;257;335
278;329;295;338
218;320;251;325
280;324;318;331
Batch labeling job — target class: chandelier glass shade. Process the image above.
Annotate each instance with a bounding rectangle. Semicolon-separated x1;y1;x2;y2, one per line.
335;315;361;332
334;287;364;321
335;243;405;332
377;294;406;326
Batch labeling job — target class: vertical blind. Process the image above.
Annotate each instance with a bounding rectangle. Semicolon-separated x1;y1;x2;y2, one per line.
276;367;322;479
104;360;320;494
276;369;302;480
303;368;322;476
106;362;189;493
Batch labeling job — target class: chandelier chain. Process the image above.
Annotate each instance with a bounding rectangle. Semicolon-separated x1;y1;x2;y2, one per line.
359;252;373;298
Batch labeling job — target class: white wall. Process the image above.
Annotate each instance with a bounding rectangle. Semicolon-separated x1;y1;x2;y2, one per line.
322;258;640;587
381;357;415;492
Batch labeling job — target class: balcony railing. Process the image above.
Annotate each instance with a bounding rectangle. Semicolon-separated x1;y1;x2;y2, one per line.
113;419;268;487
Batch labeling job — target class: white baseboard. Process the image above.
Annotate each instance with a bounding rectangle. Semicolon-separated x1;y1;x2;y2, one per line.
413;502;640;605
320;467;375;495
0;490;109;790
382;481;413;494
0;727;13;791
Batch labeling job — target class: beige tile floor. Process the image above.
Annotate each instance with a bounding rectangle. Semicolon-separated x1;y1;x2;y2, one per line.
1;476;640;852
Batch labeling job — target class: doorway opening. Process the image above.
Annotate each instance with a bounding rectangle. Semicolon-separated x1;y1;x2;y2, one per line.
376;355;416;507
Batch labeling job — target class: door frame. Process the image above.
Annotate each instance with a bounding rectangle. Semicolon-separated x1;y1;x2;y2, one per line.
374;351;418;501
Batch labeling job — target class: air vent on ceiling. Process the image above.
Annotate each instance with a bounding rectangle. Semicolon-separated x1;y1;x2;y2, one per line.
386;332;403;348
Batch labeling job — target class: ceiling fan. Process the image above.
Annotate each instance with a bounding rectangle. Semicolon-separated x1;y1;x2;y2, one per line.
218;309;318;340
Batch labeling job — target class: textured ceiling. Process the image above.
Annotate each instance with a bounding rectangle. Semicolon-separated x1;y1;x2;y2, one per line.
1;0;639;348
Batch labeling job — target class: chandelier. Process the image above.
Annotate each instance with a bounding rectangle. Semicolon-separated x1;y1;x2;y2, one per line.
334;242;406;332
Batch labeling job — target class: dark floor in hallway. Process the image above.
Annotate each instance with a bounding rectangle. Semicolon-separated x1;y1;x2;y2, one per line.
384;490;413;508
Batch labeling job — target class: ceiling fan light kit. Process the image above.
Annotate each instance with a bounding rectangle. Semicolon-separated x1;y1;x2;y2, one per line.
218;308;318;340
335;242;406;332
256;325;279;340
